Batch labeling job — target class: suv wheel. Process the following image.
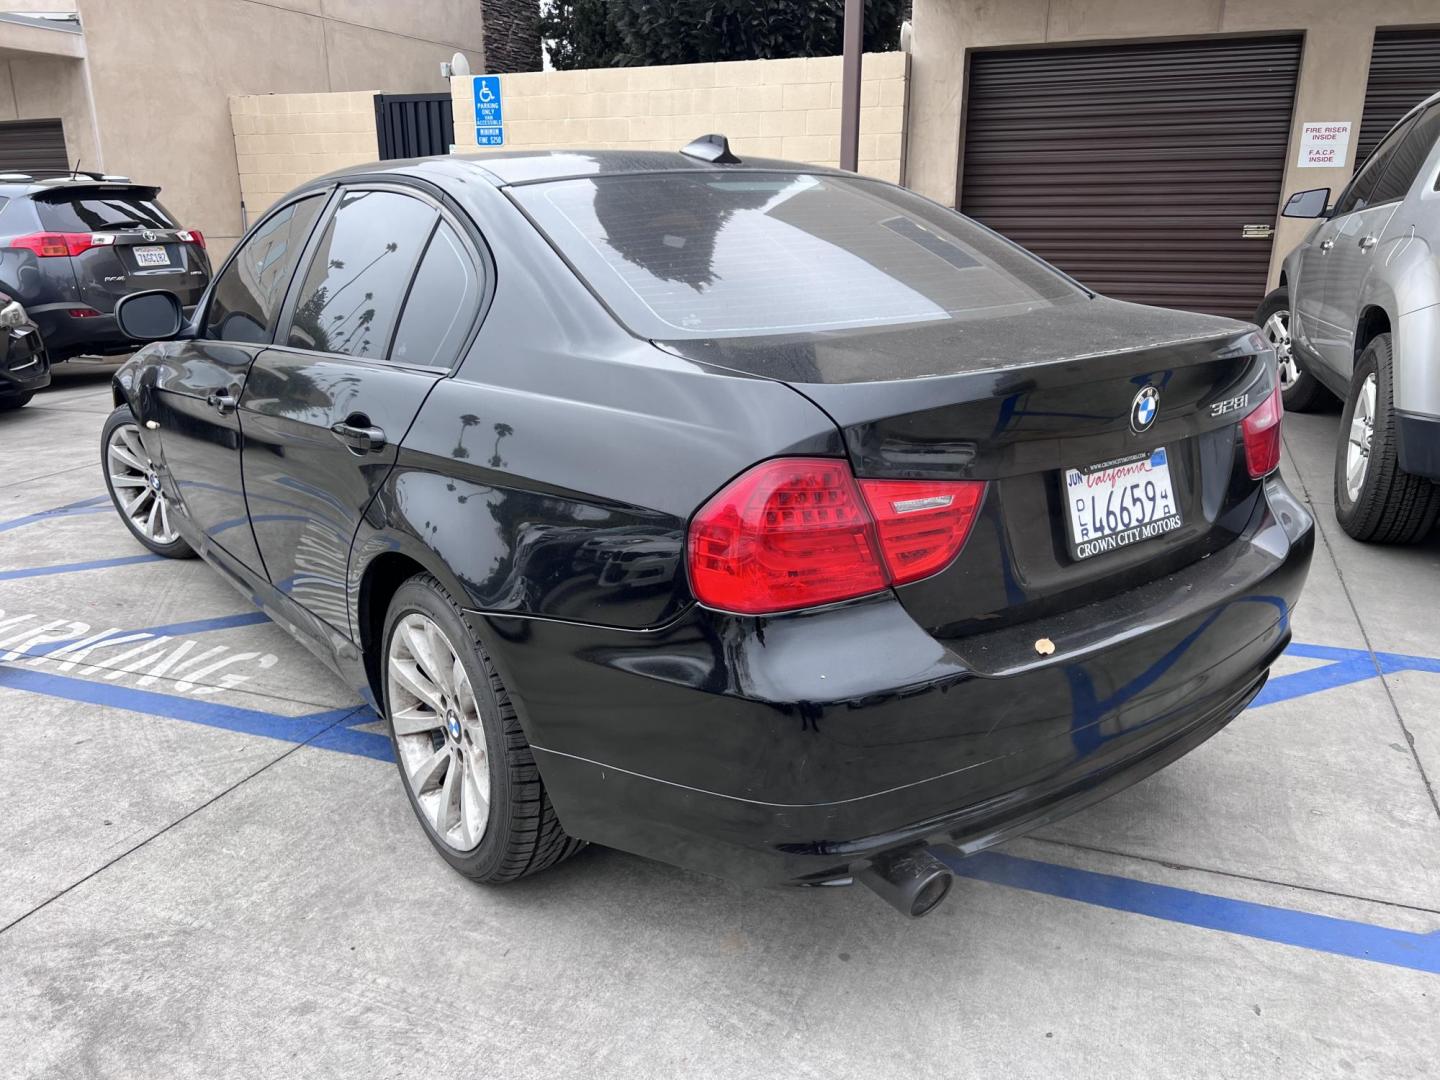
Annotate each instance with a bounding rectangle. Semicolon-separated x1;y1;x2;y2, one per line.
1334;334;1440;543
0;392;33;411
1256;287;1332;413
382;574;585;883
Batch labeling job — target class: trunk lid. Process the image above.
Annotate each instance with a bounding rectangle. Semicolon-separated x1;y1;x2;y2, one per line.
660;297;1276;638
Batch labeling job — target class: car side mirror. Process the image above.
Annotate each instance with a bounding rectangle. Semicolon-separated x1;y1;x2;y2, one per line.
1281;187;1330;219
115;290;186;342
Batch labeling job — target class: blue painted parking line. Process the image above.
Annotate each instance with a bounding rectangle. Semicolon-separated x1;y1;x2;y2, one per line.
0;495;110;535
0;661;371;746
2;655;1437;974
0;553;163;581
943;850;1440;976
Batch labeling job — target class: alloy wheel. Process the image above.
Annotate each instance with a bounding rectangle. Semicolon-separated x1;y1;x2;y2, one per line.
106;421;180;545
1344;372;1377;503
386;612;491;853
1262;310;1299;390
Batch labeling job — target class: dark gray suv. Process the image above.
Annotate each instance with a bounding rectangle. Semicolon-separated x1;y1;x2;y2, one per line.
0;173;211;363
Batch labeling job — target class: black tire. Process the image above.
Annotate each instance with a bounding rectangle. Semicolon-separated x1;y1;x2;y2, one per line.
1255;287;1333;413
0;391;33;411
100;405;196;558
1333;334;1440;544
382;573;584;883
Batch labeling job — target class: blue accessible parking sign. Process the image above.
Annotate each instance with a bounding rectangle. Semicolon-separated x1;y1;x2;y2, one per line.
473;75;503;146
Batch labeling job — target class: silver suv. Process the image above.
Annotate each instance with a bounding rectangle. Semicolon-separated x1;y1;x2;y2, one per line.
1258;90;1440;544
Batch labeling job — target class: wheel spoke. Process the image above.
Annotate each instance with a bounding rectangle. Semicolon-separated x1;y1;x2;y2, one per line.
436;752;461;835
123;486;153;517
409;745;449;794
144;496;159;537
391;703;443;736
109;473;148;488
391;658;445;713
109;444;146;473
158;497;172;541
462;762;488;843
403;620;448;696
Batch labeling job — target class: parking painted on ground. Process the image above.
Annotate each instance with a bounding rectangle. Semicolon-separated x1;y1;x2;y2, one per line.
2;373;1437;1077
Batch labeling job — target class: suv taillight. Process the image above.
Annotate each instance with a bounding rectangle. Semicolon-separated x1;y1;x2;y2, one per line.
1243;385;1284;478
6;232;115;257
177;229;205;248
687;457;985;614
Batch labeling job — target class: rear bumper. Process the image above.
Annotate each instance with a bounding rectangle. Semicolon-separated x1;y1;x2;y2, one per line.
28;304;130;359
1396;410;1440;481
477;477;1314;886
0;328;50;396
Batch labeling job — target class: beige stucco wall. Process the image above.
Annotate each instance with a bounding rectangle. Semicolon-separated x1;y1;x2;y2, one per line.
231;91;379;221
449;52;909;183
74;0;484;260
908;0;1440;289
0;55;99;172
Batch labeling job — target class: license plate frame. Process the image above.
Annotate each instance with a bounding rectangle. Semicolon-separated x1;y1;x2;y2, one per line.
133;245;170;267
1063;447;1183;561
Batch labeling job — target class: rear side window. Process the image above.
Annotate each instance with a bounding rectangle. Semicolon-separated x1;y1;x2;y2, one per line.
1369;104;1440;204
390;221;481;368
36;191;176;231
1334;115;1417;216
511;171;1083;339
206;194;325;344
286;190;436;359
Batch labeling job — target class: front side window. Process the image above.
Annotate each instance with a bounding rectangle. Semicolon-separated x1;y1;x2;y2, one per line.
512;171;1084;340
285;190;436;359
390;221;482;368
205;194;324;344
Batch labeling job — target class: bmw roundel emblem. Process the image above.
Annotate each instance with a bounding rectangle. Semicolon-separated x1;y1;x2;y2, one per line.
1130;386;1160;434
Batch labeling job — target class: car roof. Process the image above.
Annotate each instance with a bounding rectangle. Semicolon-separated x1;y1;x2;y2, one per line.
310;145;851;190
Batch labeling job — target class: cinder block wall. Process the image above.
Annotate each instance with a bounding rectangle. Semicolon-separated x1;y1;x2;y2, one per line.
450;52;908;182
230;91;380;221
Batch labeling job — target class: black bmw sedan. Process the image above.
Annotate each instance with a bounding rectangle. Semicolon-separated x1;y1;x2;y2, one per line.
102;141;1313;916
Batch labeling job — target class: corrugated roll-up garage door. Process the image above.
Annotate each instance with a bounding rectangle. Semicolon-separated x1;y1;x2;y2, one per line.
0;118;68;176
961;37;1301;321
1356;27;1440;165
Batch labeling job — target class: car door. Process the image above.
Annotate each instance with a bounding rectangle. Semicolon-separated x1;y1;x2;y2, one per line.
151;191;328;572
1324;103;1440;370
1306;111;1431;378
1292;116;1412;369
239;184;482;639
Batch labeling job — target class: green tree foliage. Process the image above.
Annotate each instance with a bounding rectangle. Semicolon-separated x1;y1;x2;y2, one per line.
540;0;904;70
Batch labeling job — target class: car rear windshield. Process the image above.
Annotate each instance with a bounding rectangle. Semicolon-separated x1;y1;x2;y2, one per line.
511;171;1085;339
35;189;177;232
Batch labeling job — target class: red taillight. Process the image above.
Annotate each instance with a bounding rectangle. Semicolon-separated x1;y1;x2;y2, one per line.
178;229;205;249
68;307;101;318
687;457;985;614
6;232;113;257
1243;385;1284;478
858;478;987;585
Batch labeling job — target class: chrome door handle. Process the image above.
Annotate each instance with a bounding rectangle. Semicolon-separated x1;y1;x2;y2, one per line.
206;390;238;415
1319;239;1334;251
330;417;387;453
1358;235;1377;251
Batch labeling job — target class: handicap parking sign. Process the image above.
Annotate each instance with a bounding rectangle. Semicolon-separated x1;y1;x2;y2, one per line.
473;75;504;146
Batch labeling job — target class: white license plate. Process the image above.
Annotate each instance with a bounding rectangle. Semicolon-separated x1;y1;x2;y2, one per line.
133;245;170;267
1064;448;1182;560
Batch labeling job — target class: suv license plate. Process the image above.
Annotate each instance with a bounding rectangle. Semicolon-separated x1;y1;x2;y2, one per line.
133;245;170;267
1064;448;1182;561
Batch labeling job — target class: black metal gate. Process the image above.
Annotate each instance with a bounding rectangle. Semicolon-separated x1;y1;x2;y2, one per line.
374;94;454;160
